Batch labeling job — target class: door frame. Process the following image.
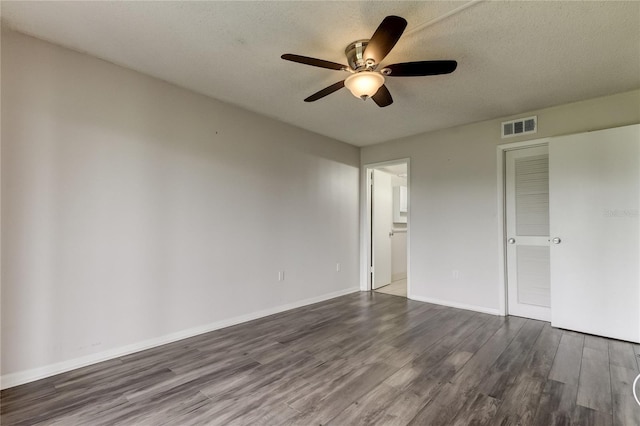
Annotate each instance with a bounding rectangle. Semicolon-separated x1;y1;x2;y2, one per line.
496;138;549;316
360;158;411;295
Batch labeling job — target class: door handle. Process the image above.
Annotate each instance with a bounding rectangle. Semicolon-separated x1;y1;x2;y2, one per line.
552;237;562;244
507;238;516;244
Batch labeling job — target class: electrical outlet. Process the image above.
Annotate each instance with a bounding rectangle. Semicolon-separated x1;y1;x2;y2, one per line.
278;271;285;281
336;262;341;272
452;270;460;280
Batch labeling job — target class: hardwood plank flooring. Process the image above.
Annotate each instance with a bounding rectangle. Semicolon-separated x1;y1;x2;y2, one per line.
2;292;638;425
577;337;612;414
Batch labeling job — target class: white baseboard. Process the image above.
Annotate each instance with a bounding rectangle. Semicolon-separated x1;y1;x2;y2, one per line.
408;294;502;316
1;287;361;390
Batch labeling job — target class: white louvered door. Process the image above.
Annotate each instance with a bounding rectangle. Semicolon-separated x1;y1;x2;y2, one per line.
505;146;551;321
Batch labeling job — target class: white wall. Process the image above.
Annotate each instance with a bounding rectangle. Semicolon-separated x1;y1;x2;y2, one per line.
362;89;640;314
1;30;360;386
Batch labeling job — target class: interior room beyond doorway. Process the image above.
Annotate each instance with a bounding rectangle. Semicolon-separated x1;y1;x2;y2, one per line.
369;162;408;298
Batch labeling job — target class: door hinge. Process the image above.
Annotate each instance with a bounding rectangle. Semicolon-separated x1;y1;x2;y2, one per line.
369;266;374;273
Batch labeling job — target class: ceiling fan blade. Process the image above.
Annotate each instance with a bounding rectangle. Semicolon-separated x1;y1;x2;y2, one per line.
372;84;393;107
304;80;345;102
384;60;458;77
363;16;408;65
281;54;347;71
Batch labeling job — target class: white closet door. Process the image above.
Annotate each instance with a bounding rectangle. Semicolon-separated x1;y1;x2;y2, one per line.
506;146;551;321
549;124;640;343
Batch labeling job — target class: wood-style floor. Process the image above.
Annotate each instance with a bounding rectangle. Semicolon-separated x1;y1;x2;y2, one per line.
2;292;639;425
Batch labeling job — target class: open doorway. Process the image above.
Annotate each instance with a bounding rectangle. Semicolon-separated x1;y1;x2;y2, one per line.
365;160;409;298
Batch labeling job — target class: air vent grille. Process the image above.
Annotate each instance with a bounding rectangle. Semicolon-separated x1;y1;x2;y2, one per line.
501;116;537;138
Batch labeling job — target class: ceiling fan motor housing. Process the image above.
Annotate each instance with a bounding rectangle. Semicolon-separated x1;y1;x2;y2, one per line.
345;39;375;71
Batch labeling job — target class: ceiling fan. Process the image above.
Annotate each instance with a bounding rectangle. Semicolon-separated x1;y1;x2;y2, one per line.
281;15;457;107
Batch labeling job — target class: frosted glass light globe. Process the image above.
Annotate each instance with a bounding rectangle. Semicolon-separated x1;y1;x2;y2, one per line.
344;72;385;100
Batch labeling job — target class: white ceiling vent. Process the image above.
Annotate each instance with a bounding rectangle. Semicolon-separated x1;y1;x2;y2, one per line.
501;116;537;138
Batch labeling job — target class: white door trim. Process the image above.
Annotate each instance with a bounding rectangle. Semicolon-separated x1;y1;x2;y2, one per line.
360;158;411;295
496;139;550;316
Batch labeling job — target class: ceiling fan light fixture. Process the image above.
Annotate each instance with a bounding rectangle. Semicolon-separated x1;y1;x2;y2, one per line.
281;15;456;107
344;72;385;100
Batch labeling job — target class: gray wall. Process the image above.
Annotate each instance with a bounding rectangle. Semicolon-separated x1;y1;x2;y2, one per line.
1;30;360;384
362;89;640;313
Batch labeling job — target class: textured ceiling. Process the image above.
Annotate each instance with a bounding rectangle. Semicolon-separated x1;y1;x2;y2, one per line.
2;1;639;146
